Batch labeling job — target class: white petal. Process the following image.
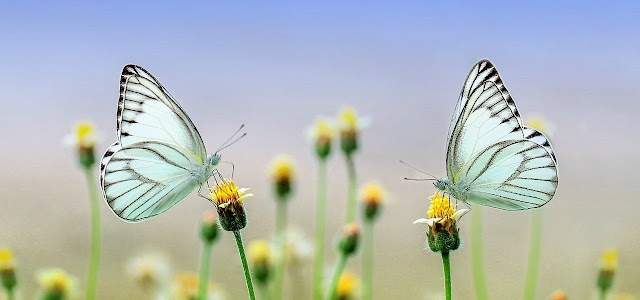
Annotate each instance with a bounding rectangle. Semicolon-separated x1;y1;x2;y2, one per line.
451;209;470;221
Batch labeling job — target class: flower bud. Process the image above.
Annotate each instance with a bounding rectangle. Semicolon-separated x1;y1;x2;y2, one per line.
209;179;253;232
0;248;16;293
200;211;220;244
269;156;295;200
339;223;360;256
361;183;384;222
248;240;272;285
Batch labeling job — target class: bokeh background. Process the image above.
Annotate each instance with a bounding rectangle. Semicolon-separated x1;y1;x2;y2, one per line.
1;1;639;299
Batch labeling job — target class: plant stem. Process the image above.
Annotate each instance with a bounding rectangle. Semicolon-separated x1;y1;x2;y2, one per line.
258;282;271;300
523;209;543;300
233;231;256;300
313;159;328;300
470;204;489;300
198;241;213;300
344;154;357;224
7;289;15;300
273;199;289;300
362;220;374;300
84;168;101;300
327;253;348;300
599;289;606;300
442;251;452;300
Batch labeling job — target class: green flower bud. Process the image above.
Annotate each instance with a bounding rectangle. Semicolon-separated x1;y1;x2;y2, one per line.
200;211;220;243
339;223;360;256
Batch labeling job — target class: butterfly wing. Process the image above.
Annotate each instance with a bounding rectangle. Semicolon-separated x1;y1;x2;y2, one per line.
446;60;525;183
100;65;209;222
445;60;558;210
455;139;558;210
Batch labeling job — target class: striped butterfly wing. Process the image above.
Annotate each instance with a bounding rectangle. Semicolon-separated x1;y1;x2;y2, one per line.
101;141;201;221
446;60;525;183
445;60;558;210
100;65;209;222
455;139;558;210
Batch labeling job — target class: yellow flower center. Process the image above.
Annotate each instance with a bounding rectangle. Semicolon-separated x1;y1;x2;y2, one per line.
173;272;200;298
336;270;358;297
601;249;619;271
248;240;272;266
209;179;251;211
74;121;97;148
427;194;456;219
270;156;294;183
361;183;384;205
338;107;358;132
0;248;14;270
314;118;334;141
41;269;72;293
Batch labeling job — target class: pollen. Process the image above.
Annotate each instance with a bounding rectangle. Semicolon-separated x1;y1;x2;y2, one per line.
74;121;98;149
338;106;358;131
209;179;252;212
0;248;14;270
427;194;456;219
361;183;384;206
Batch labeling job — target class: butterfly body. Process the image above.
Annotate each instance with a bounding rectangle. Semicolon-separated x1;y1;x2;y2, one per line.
438;60;558;211
100;65;221;222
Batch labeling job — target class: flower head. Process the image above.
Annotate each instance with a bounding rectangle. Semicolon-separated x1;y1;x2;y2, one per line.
0;248;17;293
339;223;360;256
309;117;334;159
248;240;272;284
126;252;170;290
550;290;567;300
169;272;227;300
360;182;385;222
336;270;359;300
201;211;220;243
269;155;295;199
414;193;468;253
597;249;618;293
209;179;252;231
37;268;79;300
64;121;100;169
337;106;368;156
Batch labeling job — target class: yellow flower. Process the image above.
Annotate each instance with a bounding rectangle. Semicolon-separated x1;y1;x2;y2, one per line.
209;179;253;231
169;272;228;300
0;248;14;271
413;194;468;227
248;240;272;266
600;249;619;272
526;116;553;137
269;155;295;184
126;252;170;290
361;183;385;221
269;155;295;198
310;117;334;144
64;121;99;150
209;179;253;212
550;289;567;300
37;268;79;299
337;106;369;155
336;270;358;299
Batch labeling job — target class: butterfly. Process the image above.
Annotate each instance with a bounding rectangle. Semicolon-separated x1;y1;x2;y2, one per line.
100;65;242;222
433;59;558;210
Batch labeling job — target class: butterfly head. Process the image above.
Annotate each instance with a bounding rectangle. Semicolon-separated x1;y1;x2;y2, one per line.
208;153;221;166
434;178;449;191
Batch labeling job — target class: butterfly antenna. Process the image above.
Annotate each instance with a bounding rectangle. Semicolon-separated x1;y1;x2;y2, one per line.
217;132;246;153
399;160;438;179
215;124;246;153
403;177;436;181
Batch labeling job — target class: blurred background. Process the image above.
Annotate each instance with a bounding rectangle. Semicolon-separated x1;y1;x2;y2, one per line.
1;1;639;299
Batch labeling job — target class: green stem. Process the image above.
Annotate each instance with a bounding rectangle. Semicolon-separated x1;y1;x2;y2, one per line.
233;231;256;300
7;289;15;300
313;159;328;300
84;168;101;300
257;282;271;300
362;220;374;300
599;289;606;300
327;253;348;300
198;241;213;300
344;154;357;224
442;251;452;300
273;199;289;300
523;209;543;300
470;204;489;300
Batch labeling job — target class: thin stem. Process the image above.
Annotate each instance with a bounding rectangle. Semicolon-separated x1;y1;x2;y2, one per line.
599;289;606;300
233;231;256;300
362;220;374;300
7;289;15;300
344;154;357;224
523;209;543;300
273;199;289;300
442;251;452;300
257;282;271;300
327;253;348;300
313;159;328;300
198;241;213;300
470;204;489;300
84;168;101;300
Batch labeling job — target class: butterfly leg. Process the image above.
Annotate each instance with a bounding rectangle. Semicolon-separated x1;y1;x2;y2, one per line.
197;185;211;201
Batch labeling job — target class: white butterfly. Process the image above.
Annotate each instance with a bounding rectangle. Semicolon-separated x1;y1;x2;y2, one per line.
100;65;238;222
434;60;558;210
